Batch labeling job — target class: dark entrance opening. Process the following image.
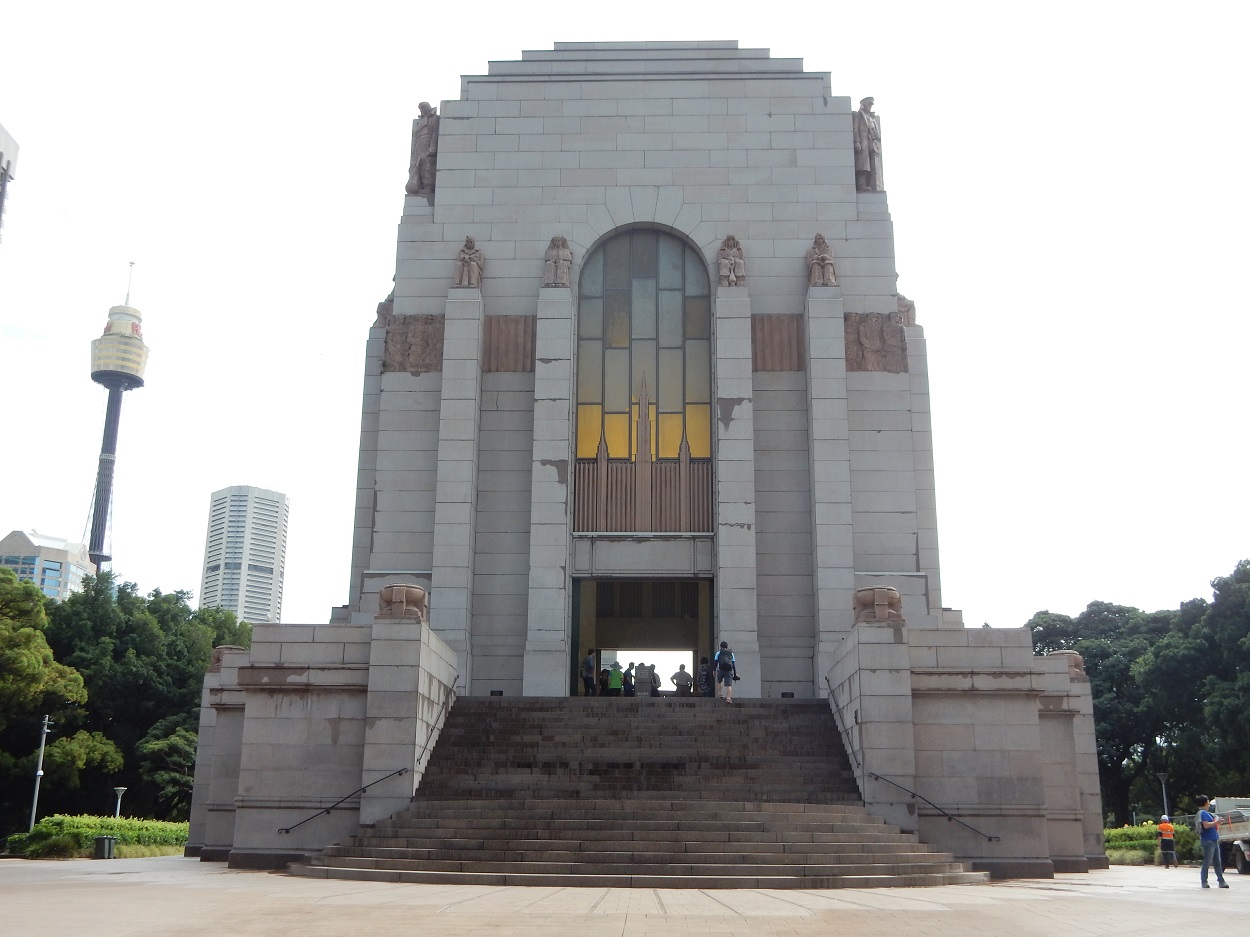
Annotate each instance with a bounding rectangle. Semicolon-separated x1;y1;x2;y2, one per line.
570;578;713;695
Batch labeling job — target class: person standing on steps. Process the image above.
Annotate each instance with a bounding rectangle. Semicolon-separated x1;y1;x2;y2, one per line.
1196;795;1229;888
670;664;693;697
1157;815;1177;868
696;656;713;698
582;649;597;697
714;641;737;703
623;662;636;697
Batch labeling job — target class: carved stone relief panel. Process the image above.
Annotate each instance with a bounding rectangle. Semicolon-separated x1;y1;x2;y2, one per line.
844;312;907;373
381;314;445;374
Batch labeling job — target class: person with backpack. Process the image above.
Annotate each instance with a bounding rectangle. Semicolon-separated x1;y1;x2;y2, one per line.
714;641;737;703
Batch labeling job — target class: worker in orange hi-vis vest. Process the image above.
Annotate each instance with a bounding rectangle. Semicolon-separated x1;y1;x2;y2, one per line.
1158;815;1177;868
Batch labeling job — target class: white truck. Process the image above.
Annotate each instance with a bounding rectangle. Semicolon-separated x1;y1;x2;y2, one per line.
1208;798;1250;874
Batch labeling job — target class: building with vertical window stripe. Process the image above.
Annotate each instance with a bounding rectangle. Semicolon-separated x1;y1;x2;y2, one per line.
198;485;289;623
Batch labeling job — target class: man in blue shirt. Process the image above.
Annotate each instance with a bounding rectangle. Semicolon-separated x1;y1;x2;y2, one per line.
1196;795;1230;888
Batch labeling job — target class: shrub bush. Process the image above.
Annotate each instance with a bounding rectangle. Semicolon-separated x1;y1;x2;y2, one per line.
5;815;188;858
1103;822;1198;864
1107;848;1150;865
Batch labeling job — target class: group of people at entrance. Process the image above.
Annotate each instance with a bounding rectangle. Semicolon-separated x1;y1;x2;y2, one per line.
581;643;739;702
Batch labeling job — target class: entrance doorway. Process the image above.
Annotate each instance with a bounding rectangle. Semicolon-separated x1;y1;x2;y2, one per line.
571;578;713;694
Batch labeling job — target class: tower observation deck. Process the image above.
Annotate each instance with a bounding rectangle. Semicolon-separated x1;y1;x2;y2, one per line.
88;304;149;567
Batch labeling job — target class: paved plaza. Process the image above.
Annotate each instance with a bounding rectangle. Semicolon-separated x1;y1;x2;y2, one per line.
1;857;1241;937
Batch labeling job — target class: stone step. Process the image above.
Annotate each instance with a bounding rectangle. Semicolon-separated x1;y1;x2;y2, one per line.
386;800;876;821
325;844;945;864
338;837;937;855
290;865;991;889
286;697;983;889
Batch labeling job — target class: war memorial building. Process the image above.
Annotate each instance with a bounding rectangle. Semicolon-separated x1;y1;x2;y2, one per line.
187;42;1105;881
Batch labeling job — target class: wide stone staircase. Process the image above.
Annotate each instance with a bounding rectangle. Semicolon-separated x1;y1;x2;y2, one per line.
290;697;987;887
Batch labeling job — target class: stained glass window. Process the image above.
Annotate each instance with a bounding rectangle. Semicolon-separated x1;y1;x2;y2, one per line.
575;231;712;460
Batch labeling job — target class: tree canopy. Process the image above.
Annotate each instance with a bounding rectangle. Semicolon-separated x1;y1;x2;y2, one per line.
1029;560;1250;824
0;571;249;838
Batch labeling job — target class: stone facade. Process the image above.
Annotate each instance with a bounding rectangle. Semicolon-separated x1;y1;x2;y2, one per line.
186;42;1104;876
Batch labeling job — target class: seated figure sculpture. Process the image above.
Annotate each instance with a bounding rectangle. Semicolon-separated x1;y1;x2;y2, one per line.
378;584;429;622
716;235;746;287
543;235;574;287
806;234;837;286
454;237;484;288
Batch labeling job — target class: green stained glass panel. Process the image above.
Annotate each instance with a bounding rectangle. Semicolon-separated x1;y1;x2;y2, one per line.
578;296;603;339
577;340;602;403
631;278;656;338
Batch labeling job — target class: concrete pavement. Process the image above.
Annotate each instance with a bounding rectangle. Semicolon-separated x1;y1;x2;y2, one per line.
1;856;1239;937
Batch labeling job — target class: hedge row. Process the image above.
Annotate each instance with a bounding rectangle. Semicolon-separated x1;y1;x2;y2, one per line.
1104;822;1199;862
5;815;189;858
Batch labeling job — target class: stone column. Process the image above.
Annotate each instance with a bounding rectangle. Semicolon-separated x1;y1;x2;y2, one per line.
430;289;485;690
523;287;575;696
713;286;761;698
805;286;856;683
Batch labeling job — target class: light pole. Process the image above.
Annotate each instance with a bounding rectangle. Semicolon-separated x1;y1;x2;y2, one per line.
113;787;127;818
28;715;53;832
1158;772;1170;818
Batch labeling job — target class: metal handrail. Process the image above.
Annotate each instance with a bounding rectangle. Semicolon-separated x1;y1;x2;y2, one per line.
868;772;1001;842
277;677;458;835
824;677;861;769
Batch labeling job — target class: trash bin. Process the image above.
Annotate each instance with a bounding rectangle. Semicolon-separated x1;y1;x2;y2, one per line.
93;836;116;859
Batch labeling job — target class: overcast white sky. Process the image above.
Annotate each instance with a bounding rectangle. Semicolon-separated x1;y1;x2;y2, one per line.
1;1;1246;631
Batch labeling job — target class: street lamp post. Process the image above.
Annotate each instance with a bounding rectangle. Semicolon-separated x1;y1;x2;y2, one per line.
113;787;127;818
28;715;53;832
1158;772;1170;818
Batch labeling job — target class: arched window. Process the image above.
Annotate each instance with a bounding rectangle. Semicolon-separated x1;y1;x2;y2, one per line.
574;230;713;532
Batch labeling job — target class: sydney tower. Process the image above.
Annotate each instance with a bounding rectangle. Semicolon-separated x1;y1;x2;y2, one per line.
88;302;149;568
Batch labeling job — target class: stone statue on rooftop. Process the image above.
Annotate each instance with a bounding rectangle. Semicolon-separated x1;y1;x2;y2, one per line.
543;236;574;287
805;234;837;287
853;97;883;192
455;236;484;288
406;102;440;199
716;235;746;287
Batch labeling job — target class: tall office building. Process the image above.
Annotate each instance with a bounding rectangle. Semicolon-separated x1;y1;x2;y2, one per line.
0;530;95;600
198;486;289;623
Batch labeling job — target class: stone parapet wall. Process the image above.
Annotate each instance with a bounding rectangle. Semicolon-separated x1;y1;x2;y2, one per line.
827;622;1105;878
185;622;457;869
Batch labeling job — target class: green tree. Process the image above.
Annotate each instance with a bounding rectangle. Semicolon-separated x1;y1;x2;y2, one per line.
0;570;86;732
136;714;199;819
38;573;249;823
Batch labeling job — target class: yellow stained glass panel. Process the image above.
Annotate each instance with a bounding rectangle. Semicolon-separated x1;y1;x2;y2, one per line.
576;404;602;458
658;413;684;458
629;403;657;459
604;413;630;458
685;404;711;458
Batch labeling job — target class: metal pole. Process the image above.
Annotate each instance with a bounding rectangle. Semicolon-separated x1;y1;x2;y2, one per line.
1158;772;1170;817
28;715;52;832
113;787;127;818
